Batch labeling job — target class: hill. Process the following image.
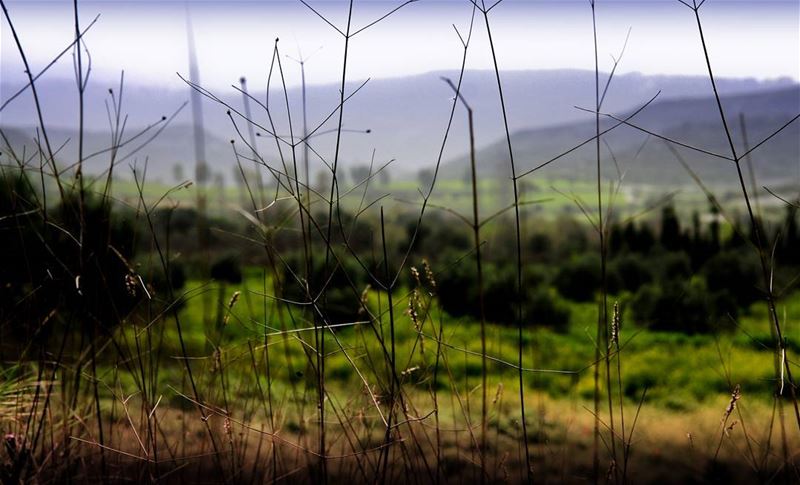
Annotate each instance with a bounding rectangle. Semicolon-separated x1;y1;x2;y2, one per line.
442;87;800;185
1;70;796;183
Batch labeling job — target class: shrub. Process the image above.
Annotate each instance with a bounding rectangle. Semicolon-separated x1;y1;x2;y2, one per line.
609;254;653;293
526;288;569;332
554;255;600;302
483;264;518;324
631;281;713;333
436;256;480;318
404;213;470;260
210;255;243;284
702;251;759;309
657;251;692;281
1;177;139;339
147;260;187;300
438;257;567;329
282;252;368;325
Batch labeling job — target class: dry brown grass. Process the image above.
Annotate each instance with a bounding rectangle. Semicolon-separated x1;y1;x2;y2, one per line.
13;390;794;484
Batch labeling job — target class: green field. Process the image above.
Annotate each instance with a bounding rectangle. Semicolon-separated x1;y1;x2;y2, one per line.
117;271;795;411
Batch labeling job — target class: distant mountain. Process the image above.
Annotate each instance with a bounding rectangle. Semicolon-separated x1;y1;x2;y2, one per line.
1;70;796;183
442;87;800;185
0;124;246;186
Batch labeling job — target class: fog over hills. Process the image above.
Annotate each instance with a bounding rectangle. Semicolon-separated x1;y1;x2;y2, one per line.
1;69;796;185
444;86;800;185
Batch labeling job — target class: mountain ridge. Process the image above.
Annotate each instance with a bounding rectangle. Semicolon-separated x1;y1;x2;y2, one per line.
2;69;797;184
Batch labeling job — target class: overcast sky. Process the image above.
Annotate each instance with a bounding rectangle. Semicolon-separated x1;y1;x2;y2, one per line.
1;0;798;91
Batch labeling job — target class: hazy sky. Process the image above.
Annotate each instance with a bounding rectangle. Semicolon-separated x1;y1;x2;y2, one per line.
2;0;798;91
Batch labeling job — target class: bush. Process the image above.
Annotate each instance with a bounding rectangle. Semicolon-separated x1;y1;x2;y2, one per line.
609;254;653;293
405;213;470;260
702;251;759;309
210;255;243;284
657;251;692;281
526;288;569;332
146;260;187;300
281;252;368;325
438;257;567;329
483;265;518;324
1;178;140;339
631;281;713;333
436;256;480;318
555;255;600;302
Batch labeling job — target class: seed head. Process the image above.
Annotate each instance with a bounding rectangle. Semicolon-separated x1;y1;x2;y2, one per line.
410;266;421;287
224;416;232;441
125;273;138;297
407;290;420;331
211;348;222;373
722;384;741;424
493;382;505;405
725;420;738;436
610;301;620;349
222;291;240;326
422;259;436;291
358;284;371;314
401;366;419;376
